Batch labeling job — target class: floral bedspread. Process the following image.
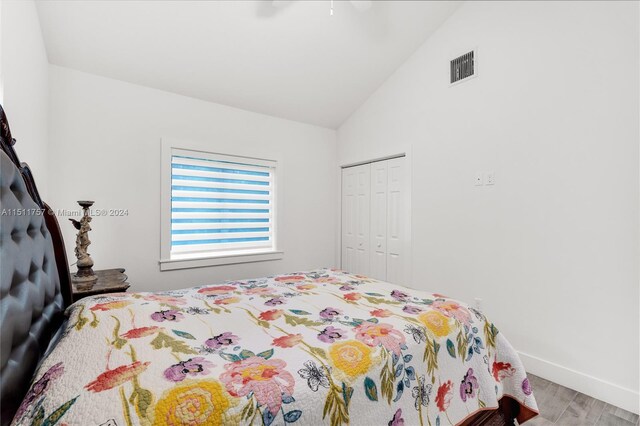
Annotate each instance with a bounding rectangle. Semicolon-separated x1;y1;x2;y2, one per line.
12;269;538;426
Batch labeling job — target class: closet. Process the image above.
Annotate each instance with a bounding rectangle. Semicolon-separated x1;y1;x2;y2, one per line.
341;156;409;284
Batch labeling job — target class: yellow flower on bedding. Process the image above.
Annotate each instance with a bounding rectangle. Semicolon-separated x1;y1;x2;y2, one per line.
418;311;452;337
329;340;372;379
153;379;235;426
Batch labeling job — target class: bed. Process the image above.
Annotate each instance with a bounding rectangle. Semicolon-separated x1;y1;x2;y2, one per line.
0;104;538;426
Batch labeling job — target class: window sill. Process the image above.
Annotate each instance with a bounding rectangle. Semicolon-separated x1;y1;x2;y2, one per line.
159;251;284;271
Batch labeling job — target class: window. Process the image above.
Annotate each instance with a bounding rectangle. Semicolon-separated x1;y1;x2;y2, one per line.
160;141;282;270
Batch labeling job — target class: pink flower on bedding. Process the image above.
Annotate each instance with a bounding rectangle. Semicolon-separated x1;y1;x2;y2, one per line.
313;276;339;284
354;322;406;355
259;309;284;321
244;287;273;295
220;356;295;415
214;296;241;305
296;283;316;291
370;308;393;318
343;292;362;301
86;361;150;392
272;334;303;348
90;300;132;311
121;326;162;339
142;294;186;305
164;357;214;382
15;362;64;419
197;285;236;295
275;275;306;283
431;300;472;325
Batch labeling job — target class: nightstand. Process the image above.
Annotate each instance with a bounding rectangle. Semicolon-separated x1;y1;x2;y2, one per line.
71;268;131;302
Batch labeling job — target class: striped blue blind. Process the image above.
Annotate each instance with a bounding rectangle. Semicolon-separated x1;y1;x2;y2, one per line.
171;154;275;257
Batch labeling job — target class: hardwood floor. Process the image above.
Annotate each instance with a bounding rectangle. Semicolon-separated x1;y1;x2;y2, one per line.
523;374;639;426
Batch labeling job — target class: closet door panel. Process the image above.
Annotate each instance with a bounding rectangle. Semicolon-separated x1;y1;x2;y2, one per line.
341;164;370;275
369;161;387;281
386;157;405;284
354;165;371;275
341;168;356;273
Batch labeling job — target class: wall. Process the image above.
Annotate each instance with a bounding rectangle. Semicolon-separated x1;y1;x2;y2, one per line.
1;0;49;197
338;1;639;413
48;65;338;292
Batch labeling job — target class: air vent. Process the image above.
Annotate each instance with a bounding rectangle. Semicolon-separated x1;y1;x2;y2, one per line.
450;50;475;84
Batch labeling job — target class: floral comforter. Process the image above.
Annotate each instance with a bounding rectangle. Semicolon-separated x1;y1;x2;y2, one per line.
12;269;538;426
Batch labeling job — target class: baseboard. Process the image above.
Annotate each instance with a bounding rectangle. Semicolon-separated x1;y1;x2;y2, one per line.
518;351;639;415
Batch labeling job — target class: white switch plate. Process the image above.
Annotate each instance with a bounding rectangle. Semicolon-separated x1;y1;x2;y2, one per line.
475;173;484;186
485;172;495;185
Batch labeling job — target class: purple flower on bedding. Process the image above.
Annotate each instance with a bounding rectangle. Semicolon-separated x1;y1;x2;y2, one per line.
317;326;347;343
391;290;410;302
388;408;405;426
402;305;423;315
164;357;214;382
151;310;184;322
15;362;64;419
522;377;532;396
265;297;285;306
460;368;479;402
205;332;239;349
319;307;342;320
339;284;355;291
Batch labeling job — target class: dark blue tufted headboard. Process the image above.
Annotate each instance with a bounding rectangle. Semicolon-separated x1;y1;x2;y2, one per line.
0;105;72;425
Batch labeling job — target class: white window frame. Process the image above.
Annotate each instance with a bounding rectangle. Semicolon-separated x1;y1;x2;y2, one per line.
159;138;283;271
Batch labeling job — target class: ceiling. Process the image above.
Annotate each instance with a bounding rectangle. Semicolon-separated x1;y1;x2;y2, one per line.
36;1;461;129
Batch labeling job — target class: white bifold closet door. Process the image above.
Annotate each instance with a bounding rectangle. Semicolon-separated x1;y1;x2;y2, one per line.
370;161;388;280
341;157;407;284
341;163;371;276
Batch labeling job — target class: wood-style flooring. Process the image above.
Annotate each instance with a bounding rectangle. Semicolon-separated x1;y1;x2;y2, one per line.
523;374;638;426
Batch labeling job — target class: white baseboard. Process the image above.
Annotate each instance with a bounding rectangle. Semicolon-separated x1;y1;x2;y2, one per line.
518;351;639;415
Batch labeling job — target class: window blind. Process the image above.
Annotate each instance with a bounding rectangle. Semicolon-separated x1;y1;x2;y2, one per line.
170;154;275;258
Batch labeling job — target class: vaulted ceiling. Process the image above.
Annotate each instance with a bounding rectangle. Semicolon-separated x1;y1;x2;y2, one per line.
37;1;460;128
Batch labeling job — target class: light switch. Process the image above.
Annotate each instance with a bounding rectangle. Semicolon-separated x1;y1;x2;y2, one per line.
485;172;495;185
475;173;484;186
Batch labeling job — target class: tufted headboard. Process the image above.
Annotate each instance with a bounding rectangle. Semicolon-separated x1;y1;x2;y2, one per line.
0;104;72;424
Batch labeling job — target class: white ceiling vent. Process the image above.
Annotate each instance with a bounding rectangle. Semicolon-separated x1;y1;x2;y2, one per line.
450;50;476;85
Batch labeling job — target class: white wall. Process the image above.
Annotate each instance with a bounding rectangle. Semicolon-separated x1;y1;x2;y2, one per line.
1;0;49;197
48;65;338;292
338;1;639;414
